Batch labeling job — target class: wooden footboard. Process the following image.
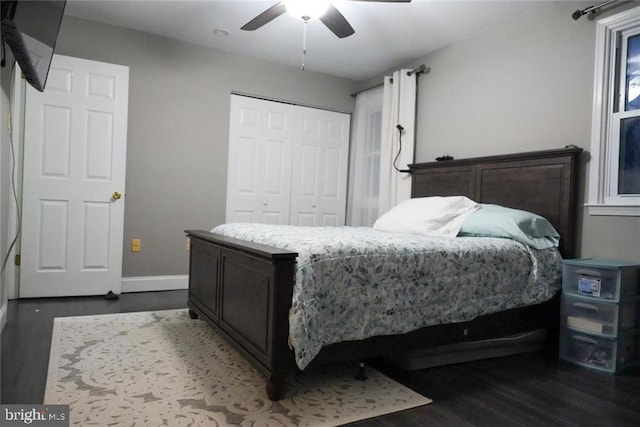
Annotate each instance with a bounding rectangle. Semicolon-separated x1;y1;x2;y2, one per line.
185;229;297;401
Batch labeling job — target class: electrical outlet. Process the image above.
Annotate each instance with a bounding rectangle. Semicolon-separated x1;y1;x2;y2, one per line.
131;238;141;252
185;237;191;252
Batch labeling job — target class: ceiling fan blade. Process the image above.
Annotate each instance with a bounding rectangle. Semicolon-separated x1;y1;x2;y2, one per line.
241;2;287;31
320;5;355;39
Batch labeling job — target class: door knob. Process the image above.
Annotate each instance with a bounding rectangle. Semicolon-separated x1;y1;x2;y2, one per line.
112;191;122;201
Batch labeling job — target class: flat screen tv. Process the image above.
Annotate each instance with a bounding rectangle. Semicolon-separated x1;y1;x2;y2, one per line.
1;0;66;92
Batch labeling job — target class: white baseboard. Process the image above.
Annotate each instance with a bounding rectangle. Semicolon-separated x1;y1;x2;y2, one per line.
121;275;188;293
0;303;7;333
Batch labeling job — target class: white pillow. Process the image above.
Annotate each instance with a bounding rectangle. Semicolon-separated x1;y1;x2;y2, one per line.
373;196;480;237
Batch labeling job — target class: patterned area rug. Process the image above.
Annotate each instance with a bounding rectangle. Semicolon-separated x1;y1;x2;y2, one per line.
44;309;431;426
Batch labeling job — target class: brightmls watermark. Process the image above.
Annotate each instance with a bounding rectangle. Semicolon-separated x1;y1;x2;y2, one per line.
0;405;68;426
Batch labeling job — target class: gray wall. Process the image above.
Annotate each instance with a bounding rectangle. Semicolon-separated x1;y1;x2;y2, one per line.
1;50;13;311
361;1;640;263
55;16;358;277
1;48;13;391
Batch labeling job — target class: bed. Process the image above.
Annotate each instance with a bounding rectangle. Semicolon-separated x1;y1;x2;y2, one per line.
186;146;583;400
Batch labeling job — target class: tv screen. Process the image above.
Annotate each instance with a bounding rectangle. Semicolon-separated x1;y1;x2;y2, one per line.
1;0;66;92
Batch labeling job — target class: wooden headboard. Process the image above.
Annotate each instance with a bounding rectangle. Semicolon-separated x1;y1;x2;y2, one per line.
410;147;583;258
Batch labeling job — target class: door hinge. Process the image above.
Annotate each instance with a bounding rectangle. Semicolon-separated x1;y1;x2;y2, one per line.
14;254;20;266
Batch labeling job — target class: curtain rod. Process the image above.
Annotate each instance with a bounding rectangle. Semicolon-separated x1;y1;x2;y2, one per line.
350;64;430;98
350;82;384;98
408;64;430;76
571;0;617;20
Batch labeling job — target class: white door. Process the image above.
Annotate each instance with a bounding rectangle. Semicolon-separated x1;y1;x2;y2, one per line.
226;95;294;224
20;55;129;298
290;106;350;226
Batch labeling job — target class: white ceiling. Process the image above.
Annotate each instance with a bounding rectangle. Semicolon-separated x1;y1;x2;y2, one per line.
64;0;549;81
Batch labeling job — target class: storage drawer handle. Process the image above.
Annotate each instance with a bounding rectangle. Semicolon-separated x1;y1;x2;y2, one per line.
576;269;602;277
573;302;599;312
572;335;598;345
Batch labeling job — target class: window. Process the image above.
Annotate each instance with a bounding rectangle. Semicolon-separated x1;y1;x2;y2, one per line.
364;108;382;199
348;86;383;226
589;7;640;216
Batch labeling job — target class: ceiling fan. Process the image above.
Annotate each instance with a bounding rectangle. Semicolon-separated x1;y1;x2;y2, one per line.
241;0;412;39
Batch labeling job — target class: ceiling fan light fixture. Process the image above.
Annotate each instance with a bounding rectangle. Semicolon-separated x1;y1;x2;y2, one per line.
284;0;331;21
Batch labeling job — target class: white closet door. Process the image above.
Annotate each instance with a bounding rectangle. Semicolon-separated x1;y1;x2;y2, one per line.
226;95;294;224
290;106;350;226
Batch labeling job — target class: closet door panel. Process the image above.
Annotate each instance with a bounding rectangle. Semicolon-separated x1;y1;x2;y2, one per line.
259;106;293;223
227;95;293;224
296;143;321;221
318;120;349;225
227;124;262;223
228;95;349;227
262;138;291;224
291;111;320;225
291;107;350;226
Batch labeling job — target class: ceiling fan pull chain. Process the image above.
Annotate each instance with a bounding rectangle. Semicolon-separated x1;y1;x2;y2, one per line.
301;18;308;71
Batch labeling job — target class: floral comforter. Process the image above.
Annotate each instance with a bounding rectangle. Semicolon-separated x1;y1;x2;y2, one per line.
212;223;562;370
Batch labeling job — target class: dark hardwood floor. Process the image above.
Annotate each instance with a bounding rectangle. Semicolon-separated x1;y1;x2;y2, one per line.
1;290;188;405
2;290;639;426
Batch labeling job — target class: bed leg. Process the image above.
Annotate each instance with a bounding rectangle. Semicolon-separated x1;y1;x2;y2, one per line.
355;362;367;381
266;374;287;401
188;309;199;319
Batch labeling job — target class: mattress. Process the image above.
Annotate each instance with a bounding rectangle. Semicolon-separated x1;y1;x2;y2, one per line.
212;223;563;369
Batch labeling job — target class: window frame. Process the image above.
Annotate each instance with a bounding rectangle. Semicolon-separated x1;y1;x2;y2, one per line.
589;6;640;216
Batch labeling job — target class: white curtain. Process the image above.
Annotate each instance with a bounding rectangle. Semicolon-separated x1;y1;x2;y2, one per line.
378;69;417;215
347;86;384;226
